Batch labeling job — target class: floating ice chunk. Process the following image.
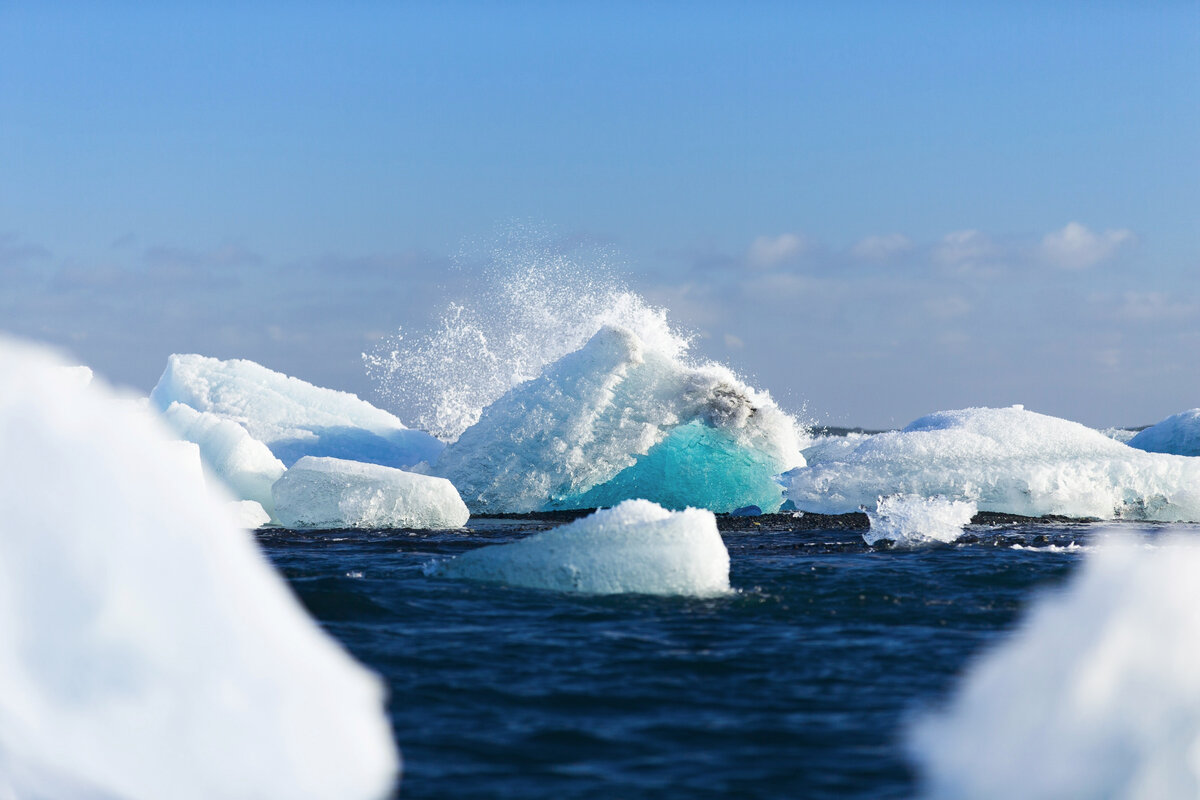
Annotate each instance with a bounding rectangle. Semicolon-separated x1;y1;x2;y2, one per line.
429;499;730;596
162;401;286;516
151;353;444;468
435;325;805;513
229;499;272;529
0;337;398;800
864;494;976;546
911;535;1200;799
1128;409;1200;457
782;406;1200;521
273;456;469;530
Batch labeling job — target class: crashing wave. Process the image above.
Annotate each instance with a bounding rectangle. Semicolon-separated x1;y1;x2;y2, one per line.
864;494;977;546
433;325;805;513
782;406;1200;521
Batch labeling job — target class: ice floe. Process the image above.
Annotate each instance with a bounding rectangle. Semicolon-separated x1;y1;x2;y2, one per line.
782;406;1200;521
1128;409;1200;457
152;353;443;468
911;534;1200;799
864;495;977;546
162;401;286;516
428;499;730;596
273;455;469;530
0;336;398;800
434;325;805;513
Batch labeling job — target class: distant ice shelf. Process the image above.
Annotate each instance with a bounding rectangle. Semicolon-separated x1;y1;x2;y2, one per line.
427;499;730;596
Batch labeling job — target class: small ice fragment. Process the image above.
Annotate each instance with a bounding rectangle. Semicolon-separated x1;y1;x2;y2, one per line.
863;494;976;546
272;456;469;530
428;499;730;596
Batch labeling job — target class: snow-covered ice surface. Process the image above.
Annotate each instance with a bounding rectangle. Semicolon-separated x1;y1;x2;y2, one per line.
1097;426;1139;444
162;401;286;516
911;533;1200;799
152;353;444;468
1127;409;1200;457
782;406;1200;521
802;432;876;467
0;337;398;800
435;325;805;513
864;495;977;546
428;499;730;596
273;455;469;530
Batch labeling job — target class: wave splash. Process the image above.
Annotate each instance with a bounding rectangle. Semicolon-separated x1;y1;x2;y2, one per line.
364;233;685;441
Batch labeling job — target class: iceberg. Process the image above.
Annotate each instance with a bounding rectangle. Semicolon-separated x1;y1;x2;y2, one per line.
273;456;469;530
434;325;805;513
151;353;444;468
864;494;977;546
782;406;1200;521
911;535;1200;799
428;499;730;596
162;401;286;516
1128;409;1200;457
229;499;272;529
0;336;398;800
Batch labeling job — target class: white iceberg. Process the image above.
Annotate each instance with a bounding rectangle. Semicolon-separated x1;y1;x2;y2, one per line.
1128;409;1200;457
782;406;1200;521
428;499;730;596
911;534;1200;799
864;495;977;546
0;336;398;800
434;325;805;513
162;401;286;516
229;499;272;529
273;456;469;530
151;353;444;468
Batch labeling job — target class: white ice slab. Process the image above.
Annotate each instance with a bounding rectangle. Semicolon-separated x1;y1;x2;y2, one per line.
273;456;469;530
428;499;730;596
782;406;1200;521
151;353;444;468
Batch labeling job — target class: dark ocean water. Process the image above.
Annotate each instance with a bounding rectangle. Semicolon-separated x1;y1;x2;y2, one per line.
257;515;1113;799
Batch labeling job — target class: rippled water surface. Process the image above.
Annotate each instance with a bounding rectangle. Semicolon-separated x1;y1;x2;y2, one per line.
257;516;1148;799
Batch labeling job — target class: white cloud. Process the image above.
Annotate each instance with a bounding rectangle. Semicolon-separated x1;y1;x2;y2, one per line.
934;230;997;267
851;233;912;261
746;233;809;268
723;333;744;350
1040;222;1133;269
1114;291;1196;321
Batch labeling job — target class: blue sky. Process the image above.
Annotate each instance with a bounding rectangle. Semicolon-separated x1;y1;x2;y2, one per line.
2;2;1197;428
